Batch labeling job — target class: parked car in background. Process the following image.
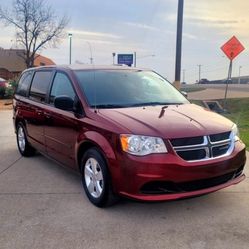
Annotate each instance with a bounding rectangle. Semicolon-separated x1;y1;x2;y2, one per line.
198;78;210;84
0;77;6;84
0;77;7;98
13;65;246;207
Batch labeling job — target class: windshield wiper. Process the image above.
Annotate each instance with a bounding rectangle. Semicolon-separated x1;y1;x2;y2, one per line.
93;104;128;109
93;102;183;109
129;102;183;107
128;102;168;107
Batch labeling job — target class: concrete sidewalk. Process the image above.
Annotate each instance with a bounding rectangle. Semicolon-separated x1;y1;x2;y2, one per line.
0;110;248;249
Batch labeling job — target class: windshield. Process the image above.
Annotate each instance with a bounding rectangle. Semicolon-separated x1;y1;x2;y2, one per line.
75;70;189;108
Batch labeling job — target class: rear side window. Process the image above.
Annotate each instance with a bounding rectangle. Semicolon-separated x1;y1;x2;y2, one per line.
29;71;52;102
49;72;75;105
16;71;33;96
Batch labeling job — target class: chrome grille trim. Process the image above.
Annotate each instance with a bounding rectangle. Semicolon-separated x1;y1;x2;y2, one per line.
208;138;231;145
173;136;208;150
170;131;234;162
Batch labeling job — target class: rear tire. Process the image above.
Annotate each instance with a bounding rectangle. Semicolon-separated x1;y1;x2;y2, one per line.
81;148;119;207
16;123;36;157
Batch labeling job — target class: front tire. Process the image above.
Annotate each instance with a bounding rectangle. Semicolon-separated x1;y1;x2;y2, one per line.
81;148;118;207
16;123;36;157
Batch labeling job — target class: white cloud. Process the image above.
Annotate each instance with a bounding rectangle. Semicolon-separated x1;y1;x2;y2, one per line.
184;0;249;37
66;29;121;40
0;25;17;49
183;32;198;40
122;22;159;31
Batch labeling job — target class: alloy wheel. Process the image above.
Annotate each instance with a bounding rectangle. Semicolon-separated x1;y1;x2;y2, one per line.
84;157;104;198
18;126;26;152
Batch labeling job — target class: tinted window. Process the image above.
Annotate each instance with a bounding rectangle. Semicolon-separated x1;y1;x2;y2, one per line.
16;71;33;96
49;72;75;105
75;70;189;108
29;71;52;102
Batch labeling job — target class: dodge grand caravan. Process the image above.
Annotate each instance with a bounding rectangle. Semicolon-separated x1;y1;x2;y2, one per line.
13;65;246;207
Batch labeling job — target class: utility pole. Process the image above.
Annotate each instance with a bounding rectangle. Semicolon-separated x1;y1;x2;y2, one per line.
182;69;185;83
238;66;242;84
174;0;184;89
68;33;72;64
197;64;202;83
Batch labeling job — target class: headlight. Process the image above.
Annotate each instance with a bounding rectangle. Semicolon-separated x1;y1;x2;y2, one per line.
120;134;167;156
231;124;240;142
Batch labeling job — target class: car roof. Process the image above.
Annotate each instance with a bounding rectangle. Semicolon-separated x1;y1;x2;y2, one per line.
23;64;151;72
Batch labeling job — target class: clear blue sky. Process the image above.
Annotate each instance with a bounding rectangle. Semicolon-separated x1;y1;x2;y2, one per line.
1;0;248;83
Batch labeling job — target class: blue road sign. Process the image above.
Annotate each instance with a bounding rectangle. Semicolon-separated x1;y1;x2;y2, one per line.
118;54;133;66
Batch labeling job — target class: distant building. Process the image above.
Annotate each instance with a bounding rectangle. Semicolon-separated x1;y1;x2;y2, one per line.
0;48;55;80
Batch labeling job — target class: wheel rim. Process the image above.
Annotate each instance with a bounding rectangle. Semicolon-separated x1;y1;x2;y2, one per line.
18;126;26;152
84;158;104;198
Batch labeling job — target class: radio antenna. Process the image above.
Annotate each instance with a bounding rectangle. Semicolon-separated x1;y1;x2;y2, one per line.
86;41;97;113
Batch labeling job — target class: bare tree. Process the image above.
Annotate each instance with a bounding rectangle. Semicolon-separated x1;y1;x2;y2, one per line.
0;0;69;68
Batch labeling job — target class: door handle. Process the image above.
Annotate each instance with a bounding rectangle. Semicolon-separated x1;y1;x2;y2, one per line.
35;109;43;116
44;112;52;119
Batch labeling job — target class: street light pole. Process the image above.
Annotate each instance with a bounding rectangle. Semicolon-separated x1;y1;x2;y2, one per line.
68;33;72;64
238;66;242;84
134;52;136;67
112;52;116;65
174;0;184;89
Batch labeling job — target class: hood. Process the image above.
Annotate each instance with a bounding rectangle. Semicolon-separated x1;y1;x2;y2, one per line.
98;104;234;139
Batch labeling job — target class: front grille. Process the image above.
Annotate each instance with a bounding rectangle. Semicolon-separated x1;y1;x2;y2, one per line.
170;131;234;162
140;166;244;195
178;172;234;192
212;144;231;157
210;131;230;143
170;136;204;147
177;149;206;161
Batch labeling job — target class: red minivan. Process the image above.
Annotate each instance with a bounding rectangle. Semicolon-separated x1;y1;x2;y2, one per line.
13;65;246;207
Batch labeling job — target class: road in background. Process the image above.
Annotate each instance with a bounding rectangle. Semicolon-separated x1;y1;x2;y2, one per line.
0;110;248;249
182;84;249;100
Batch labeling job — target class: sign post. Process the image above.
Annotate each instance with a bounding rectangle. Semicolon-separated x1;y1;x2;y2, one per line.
220;36;245;109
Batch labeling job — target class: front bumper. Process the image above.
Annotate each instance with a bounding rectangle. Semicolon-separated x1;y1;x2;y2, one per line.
114;141;246;201
120;174;245;201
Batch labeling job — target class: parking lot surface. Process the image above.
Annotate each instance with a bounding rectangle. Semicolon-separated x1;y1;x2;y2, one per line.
0;110;248;249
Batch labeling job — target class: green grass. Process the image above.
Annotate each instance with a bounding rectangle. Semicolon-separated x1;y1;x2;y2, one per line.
192;98;249;150
221;98;249;150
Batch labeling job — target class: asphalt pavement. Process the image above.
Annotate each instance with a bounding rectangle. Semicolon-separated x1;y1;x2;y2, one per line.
0;110;248;249
185;84;249;100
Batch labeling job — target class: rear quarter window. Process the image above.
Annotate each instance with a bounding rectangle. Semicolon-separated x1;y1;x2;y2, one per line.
16;71;33;97
29;71;52;102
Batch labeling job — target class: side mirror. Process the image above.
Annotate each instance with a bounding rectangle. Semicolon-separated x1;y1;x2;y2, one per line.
54;96;74;111
181;91;188;99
